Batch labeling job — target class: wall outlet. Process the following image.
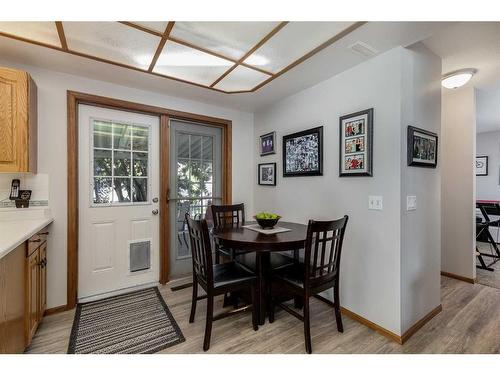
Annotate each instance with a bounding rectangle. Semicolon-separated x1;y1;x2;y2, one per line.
407;195;417;211
368;195;383;210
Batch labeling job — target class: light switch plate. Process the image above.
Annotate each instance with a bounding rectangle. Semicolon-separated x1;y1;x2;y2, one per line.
368;195;383;210
407;195;417;211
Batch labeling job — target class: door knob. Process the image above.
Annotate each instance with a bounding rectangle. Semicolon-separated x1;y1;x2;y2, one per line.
152;197;158;203
152;209;159;215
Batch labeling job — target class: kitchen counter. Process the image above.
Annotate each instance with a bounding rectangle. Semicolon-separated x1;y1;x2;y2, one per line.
0;208;53;260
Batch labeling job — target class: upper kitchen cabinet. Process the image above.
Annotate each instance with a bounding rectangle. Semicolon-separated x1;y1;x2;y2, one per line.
0;67;37;173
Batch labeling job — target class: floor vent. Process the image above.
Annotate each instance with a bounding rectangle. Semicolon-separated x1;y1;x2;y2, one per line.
129;240;151;272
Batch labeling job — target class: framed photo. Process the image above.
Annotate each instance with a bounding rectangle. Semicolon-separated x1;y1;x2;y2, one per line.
260;131;276;156
283;126;323;177
476;156;488;176
407;126;438;168
339;108;373;177
258;163;276;185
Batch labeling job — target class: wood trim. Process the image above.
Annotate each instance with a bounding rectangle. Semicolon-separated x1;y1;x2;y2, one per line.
0;22;362;94
118;21;164;37
159;114;170;284
55;22;68;51
67;92;78;310
66;91;232;309
340;306;403;344
401;305;442;344
209;22;287;87
44;305;69;317
148;22;175;72
251;22;367;91
441;271;475;284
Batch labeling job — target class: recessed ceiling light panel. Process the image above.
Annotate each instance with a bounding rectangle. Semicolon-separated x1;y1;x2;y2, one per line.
441;68;477;89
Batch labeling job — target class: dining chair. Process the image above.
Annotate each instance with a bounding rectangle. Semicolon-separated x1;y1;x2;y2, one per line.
268;215;349;354
211;203;246;264
185;214;258;351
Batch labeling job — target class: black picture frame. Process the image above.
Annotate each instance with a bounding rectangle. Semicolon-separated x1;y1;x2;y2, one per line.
476;156;488;176
260;131;276;156
339;108;373;177
258;162;277;186
282;126;323;177
407;126;438;168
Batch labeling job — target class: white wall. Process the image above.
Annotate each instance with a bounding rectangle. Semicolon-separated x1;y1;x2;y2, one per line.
253;46;442;336
400;44;442;333
476;130;500;200
0;58;255;309
441;87;476;280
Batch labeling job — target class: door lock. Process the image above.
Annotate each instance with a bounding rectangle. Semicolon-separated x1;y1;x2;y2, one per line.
152;197;159;203
152;209;159;215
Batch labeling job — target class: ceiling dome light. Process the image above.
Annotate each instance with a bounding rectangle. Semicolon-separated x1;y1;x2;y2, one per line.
441;68;477;89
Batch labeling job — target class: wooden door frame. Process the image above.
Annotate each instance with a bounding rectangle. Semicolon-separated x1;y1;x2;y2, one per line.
67;90;232;309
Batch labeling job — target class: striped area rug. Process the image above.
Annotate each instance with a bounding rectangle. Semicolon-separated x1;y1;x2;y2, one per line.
68;287;185;354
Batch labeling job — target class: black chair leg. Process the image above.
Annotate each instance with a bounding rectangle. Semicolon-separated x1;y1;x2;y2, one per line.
251;285;258;331
303;296;312;354
203;295;214;351
333;284;343;333
189;278;198;323
215;246;220;264
268;283;275;323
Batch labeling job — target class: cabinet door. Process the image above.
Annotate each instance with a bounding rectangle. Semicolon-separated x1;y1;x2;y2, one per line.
39;243;47;318
26;249;39;345
0;66;36;173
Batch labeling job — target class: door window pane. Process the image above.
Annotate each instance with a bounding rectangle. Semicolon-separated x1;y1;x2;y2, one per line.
91;119;150;205
133;152;148;176
132;178;148;202
113;178;131;203
93;121;113;148
177;133;189;158
190;135;202;159
132;125;149;151
202;136;213;160
93;178;112;203
94;149;112;176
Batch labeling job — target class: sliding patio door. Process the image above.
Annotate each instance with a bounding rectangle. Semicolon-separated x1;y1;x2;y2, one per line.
169;120;222;278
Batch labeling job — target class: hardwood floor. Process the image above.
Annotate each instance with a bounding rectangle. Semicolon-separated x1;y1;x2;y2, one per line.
26;276;500;354
476;242;500;289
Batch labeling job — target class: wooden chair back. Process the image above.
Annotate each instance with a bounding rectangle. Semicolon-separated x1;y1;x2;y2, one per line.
185;214;213;286
304;216;349;287
211;203;245;229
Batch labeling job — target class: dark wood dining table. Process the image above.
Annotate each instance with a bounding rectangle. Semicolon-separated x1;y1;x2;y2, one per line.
212;221;307;325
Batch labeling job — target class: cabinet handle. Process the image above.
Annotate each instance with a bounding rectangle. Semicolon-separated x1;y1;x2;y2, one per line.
39;232;49;235
30;239;42;243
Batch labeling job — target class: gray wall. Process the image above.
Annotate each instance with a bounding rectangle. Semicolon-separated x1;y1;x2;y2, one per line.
441;87;476;280
400;44;442;333
476;130;500;200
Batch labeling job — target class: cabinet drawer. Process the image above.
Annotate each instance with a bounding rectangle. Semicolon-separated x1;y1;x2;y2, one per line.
26;227;49;256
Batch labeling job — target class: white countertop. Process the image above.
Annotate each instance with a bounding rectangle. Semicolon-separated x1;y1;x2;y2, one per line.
0;208;53;260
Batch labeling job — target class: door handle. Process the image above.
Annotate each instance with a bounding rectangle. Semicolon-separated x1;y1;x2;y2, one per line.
152;209;159;215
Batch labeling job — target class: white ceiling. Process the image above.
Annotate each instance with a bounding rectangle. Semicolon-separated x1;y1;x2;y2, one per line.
422;22;500;134
0;21;451;112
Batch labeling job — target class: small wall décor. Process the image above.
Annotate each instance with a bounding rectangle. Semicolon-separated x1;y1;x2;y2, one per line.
283;126;323;177
407;126;438;168
476;156;488;176
339;108;373;176
258;163;276;185
260;131;276;156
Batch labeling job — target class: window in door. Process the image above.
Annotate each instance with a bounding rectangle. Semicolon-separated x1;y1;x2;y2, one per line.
91;119;151;206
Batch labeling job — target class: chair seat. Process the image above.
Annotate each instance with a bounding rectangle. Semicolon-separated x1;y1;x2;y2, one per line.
213;261;257;289
235;252;295;272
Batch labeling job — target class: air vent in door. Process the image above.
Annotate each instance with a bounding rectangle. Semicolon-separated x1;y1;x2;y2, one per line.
129;240;151;272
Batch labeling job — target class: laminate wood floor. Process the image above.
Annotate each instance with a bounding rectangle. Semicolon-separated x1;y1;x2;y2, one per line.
26;276;500;354
476;242;500;290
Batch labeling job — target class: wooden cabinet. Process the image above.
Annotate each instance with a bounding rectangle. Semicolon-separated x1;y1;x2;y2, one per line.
0;243;27;354
25;229;48;347
0;227;48;353
0;66;38;173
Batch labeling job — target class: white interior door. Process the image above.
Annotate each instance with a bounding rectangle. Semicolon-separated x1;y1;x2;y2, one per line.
78;105;160;302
